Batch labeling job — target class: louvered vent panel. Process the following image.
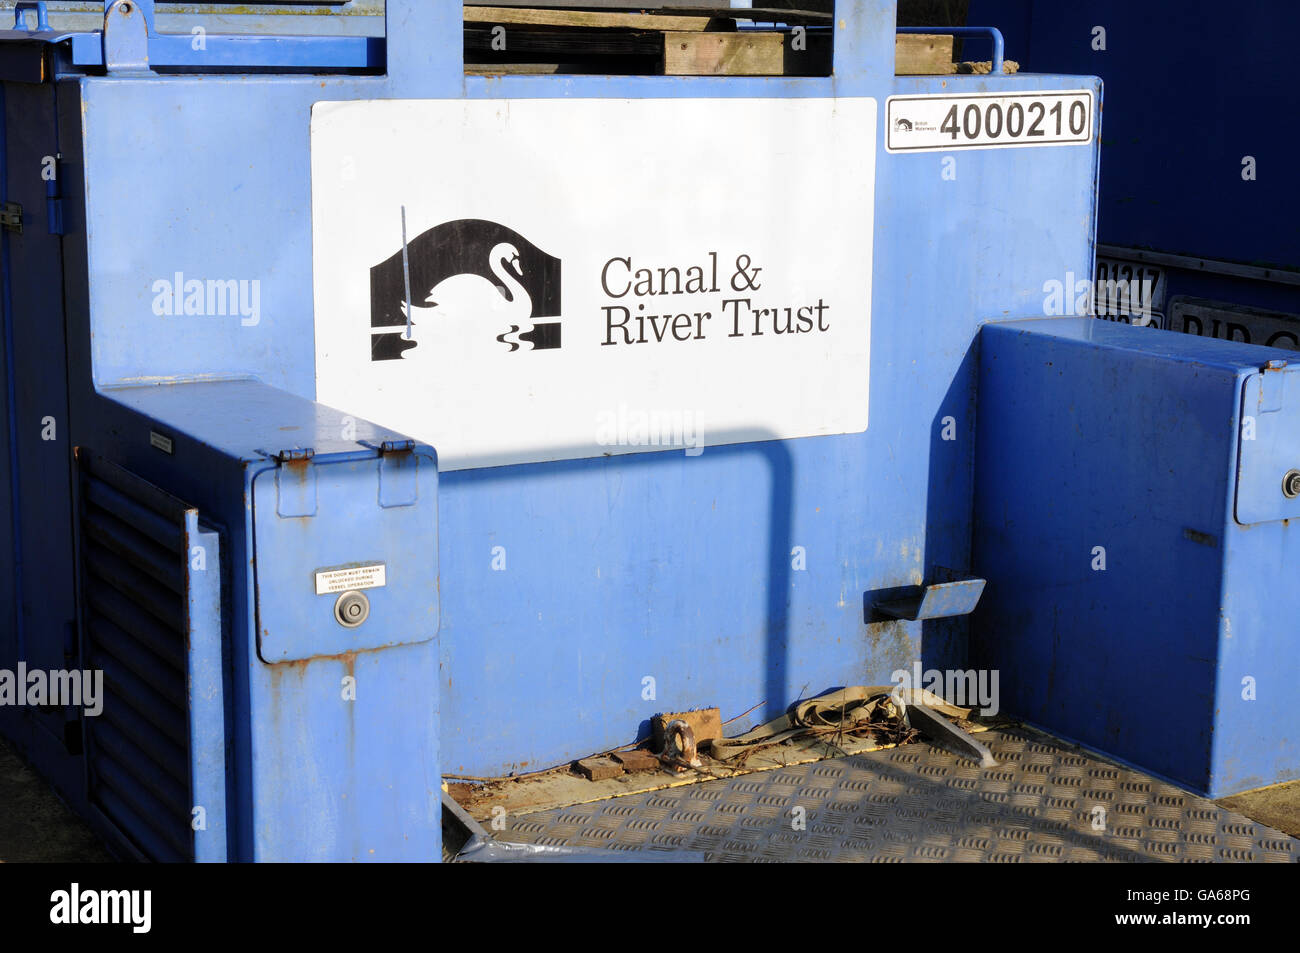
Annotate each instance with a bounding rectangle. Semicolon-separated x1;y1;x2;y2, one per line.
77;452;198;862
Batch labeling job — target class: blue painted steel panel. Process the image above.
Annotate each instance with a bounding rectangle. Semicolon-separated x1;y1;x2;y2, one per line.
1236;364;1300;524
252;455;438;663
66;33;382;70
186;520;226;862
435;68;1100;774
972;318;1298;796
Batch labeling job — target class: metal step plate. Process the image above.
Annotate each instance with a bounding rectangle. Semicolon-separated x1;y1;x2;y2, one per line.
485;728;1300;862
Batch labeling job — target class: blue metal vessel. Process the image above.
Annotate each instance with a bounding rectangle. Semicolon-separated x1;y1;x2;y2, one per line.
0;0;1293;861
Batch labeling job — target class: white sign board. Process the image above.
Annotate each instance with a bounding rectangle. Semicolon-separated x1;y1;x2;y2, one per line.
886;90;1093;152
312;97;875;471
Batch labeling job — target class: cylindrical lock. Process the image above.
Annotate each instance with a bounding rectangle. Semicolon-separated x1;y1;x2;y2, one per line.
1284;469;1300;500
334;590;370;628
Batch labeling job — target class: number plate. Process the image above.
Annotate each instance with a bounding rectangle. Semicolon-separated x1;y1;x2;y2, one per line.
886;90;1094;153
1095;257;1165;319
1168;297;1300;351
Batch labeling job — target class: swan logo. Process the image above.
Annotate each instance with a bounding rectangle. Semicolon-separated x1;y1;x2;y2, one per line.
369;219;562;360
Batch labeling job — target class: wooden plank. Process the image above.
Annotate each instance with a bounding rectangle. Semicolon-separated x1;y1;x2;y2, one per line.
895;33;955;75
651;5;832;20
664;31;785;76
465;62;563;74
611;748;662;773
465;5;718;31
652;709;723;748
574;756;622;781
465;4;832;24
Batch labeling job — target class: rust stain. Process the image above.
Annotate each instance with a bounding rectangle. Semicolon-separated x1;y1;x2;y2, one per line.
267;645;382;669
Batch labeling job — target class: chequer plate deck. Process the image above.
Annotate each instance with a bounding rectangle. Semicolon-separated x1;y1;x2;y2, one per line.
468;728;1299;862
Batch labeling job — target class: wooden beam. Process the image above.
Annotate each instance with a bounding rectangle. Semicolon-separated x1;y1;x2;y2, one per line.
663;31;785;75
464;5;717;31
895;33;955;75
465;62;563;75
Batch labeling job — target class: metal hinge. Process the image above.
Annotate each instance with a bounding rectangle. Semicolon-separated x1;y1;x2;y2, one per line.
358;438;419;507
0;202;22;233
271;447;317;518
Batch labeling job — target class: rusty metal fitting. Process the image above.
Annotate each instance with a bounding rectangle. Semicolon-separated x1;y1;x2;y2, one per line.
659;719;701;771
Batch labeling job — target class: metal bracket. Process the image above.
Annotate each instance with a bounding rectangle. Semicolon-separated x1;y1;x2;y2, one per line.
13;2;51;32
897;25;1004;74
0;202;21;234
899;693;998;768
873;571;987;622
102;0;151;75
1259;359;1288;414
362;439;419;508
268;447;317;518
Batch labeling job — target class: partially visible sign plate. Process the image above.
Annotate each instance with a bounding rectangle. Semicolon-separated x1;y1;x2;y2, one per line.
1167;297;1300;351
1094;310;1166;330
1096;257;1165;320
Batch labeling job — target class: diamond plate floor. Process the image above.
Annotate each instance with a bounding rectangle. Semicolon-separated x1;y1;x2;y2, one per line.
486;728;1300;862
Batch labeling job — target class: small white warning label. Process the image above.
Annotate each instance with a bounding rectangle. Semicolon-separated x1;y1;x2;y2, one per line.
314;563;387;595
